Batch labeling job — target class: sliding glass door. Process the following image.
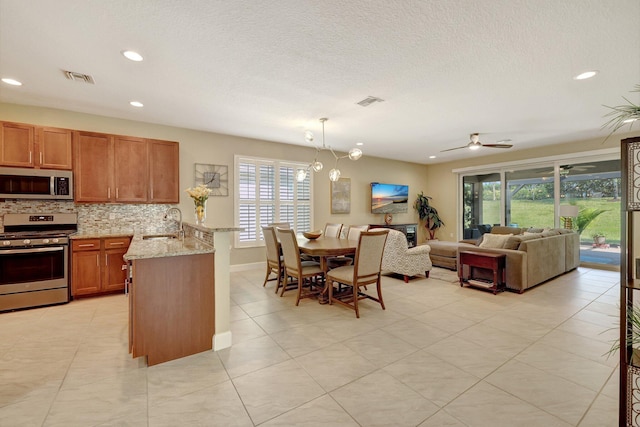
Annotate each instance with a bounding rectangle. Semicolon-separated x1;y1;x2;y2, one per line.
462;173;501;240
505;166;555;229
459;156;621;268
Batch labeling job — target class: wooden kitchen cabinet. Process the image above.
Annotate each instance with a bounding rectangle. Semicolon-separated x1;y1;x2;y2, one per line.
71;239;102;296
74;131;113;202
113;135;148;202
0;122;72;169
72;237;131;297
148;139;179;203
103;237;131;291
74;131;179;203
0;121;35;167
37;127;73;170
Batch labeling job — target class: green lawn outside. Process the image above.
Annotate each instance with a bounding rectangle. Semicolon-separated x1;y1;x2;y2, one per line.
480;198;621;244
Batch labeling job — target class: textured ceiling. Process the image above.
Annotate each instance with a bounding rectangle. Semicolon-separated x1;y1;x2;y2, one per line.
1;0;639;164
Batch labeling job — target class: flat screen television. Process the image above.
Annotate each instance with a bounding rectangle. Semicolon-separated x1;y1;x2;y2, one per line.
371;182;409;214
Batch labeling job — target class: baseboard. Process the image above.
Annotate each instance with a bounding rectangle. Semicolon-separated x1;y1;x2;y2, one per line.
213;331;232;351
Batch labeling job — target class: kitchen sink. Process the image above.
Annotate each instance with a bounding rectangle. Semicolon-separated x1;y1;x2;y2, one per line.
142;233;179;240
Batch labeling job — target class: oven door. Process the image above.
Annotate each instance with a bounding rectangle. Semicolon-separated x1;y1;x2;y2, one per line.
0;245;68;294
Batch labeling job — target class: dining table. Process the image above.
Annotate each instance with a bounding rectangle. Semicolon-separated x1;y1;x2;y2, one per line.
296;235;358;274
296;235;358;303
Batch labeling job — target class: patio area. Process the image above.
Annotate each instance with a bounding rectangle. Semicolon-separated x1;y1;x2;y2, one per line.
580;243;621;267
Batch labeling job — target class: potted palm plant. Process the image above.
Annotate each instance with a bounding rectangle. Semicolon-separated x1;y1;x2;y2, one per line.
603;84;640;140
414;192;444;240
592;231;606;245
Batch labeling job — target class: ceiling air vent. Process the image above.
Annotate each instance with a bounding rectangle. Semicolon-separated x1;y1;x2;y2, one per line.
63;70;95;84
356;96;384;107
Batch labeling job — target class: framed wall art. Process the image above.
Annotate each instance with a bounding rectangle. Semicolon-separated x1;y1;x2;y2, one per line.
194;163;229;196
331;178;351;214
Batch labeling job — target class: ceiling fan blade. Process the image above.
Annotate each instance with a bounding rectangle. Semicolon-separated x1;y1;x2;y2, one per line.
440;145;468;152
482;144;513;149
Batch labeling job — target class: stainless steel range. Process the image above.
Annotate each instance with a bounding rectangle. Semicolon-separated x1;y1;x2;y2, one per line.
0;213;77;312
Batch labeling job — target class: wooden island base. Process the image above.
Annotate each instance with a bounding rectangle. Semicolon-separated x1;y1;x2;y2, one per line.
129;252;215;366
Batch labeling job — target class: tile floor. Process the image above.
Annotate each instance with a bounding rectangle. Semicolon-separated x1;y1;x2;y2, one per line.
0;266;620;426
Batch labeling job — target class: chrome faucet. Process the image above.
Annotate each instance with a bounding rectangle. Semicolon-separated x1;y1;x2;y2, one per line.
164;207;184;240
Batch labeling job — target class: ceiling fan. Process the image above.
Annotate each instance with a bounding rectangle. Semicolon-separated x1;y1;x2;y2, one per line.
441;133;513;152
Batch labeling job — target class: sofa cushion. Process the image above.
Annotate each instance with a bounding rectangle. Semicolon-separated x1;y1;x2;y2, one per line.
527;227;544;233
479;233;512;249
523;231;544;238
491;226;524;235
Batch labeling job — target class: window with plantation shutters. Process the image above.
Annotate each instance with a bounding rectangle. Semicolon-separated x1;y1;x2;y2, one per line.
235;155;312;247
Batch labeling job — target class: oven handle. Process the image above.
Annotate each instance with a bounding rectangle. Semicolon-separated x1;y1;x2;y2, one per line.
0;246;64;255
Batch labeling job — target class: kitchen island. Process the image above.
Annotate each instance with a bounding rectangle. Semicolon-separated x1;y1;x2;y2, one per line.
124;235;215;366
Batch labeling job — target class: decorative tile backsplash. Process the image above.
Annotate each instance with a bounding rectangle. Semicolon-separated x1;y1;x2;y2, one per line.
0;200;178;234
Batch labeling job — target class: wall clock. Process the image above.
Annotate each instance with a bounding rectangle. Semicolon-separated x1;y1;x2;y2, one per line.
194;163;228;196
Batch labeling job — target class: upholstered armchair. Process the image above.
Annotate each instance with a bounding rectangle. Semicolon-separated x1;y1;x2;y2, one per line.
370;228;432;282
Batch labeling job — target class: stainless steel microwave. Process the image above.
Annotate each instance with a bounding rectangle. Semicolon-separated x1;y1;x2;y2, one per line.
0;167;73;200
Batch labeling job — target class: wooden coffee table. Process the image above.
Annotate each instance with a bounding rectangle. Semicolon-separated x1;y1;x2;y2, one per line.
458;250;506;294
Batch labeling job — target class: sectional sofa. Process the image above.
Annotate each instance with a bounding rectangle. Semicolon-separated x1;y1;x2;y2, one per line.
429;226;580;293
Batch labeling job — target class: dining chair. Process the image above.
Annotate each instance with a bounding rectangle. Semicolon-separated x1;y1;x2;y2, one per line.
326;230;389;318
261;226;285;293
277;228;325;304
268;222;290;229
326;225;370;270
346;224;370;240
324;223;343;238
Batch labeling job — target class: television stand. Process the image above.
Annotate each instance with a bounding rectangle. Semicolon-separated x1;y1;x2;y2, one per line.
369;223;417;247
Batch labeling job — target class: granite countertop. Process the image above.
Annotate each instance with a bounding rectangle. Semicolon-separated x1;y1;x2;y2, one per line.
70;229;136;239
124;235;214;261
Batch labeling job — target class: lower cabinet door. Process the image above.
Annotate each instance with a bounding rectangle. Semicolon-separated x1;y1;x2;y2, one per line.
104;248;128;292
72;250;101;296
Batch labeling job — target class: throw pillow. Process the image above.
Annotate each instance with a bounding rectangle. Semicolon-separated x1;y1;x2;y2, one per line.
503;236;523;250
478;233;512;249
527;227;544;233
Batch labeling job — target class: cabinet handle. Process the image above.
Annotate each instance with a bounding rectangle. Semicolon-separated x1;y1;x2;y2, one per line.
29;151;32;164
116;188;119;199
110;242;125;246
96;254;99;266
40;152;43;164
105;254;108;266
108;187;111;199
78;243;95;248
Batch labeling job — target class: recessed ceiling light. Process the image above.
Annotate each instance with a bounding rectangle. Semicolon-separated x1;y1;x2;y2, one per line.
573;70;598;80
130;101;144;107
429;155;436;159
1;78;22;86
122;50;143;62
356;142;364;146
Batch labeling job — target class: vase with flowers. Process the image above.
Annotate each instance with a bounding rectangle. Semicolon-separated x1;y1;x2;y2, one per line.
185;184;212;224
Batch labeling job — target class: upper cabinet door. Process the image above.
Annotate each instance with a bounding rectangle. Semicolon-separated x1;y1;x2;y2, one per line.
37;127;72;170
74;131;113;202
0;122;35;167
148;139;179;203
113;136;148;203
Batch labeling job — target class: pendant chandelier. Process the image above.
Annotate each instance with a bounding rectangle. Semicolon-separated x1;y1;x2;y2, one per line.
296;118;363;182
